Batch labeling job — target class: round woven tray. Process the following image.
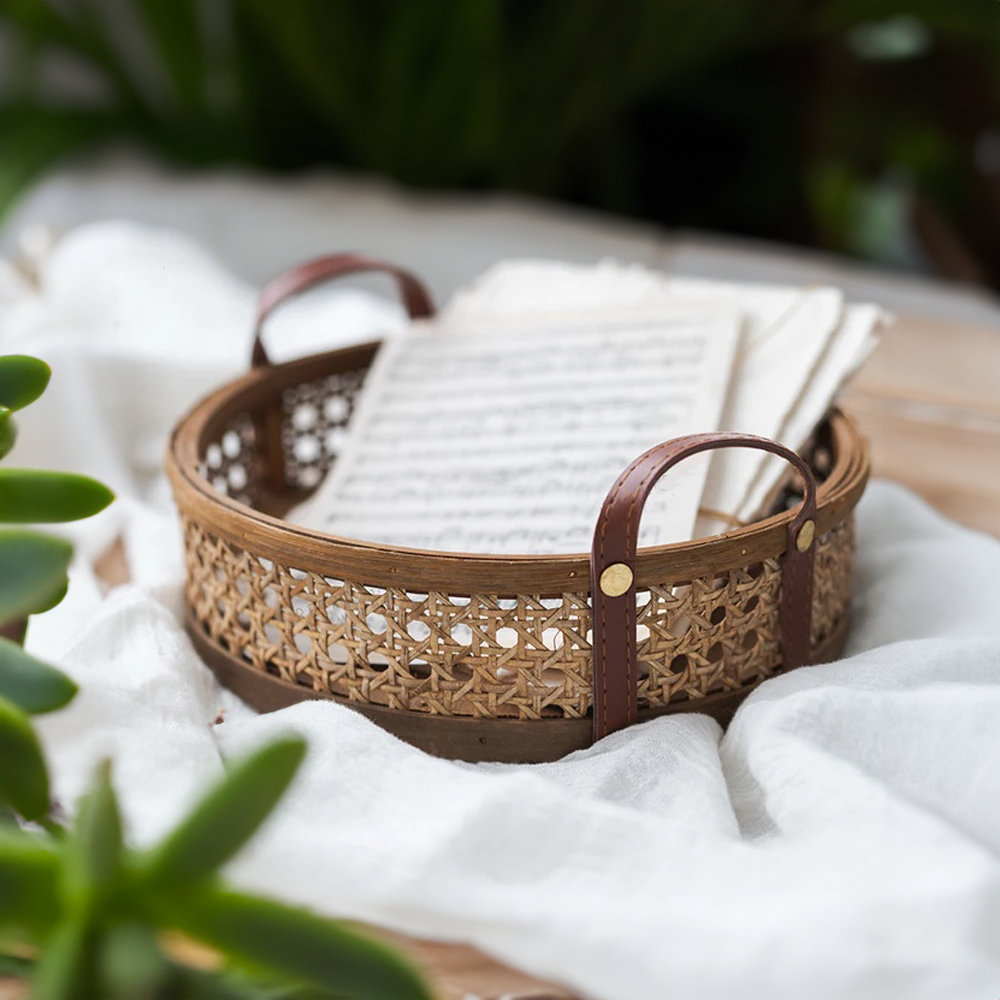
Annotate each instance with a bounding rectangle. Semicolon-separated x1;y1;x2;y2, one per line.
167;255;869;762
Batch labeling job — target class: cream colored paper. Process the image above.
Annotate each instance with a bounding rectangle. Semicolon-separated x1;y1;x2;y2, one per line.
443;260;881;533
289;304;742;553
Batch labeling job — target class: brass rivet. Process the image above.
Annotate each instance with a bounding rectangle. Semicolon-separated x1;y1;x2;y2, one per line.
796;519;815;552
599;563;633;597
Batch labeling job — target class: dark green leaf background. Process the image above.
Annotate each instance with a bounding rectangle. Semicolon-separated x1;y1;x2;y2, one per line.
2;0;1000;279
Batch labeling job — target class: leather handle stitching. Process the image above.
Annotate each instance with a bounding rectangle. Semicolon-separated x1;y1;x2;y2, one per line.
596;444;667;735
591;434;818;743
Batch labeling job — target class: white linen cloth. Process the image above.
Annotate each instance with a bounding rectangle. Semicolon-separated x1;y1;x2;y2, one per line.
3;220;1000;1000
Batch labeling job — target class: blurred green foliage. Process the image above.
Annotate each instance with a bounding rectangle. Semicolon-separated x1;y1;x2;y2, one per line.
1;0;1000;278
0;353;431;999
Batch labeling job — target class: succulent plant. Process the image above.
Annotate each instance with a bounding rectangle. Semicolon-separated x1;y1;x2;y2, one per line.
0;354;431;1000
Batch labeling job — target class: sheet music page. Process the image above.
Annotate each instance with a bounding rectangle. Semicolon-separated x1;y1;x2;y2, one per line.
289;304;742;554
736;302;883;522
661;280;846;533
445;261;857;535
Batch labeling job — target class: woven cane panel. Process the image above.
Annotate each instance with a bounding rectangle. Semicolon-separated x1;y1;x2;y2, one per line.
198;413;260;508
183;517;853;719
280;369;367;490
812;519;854;645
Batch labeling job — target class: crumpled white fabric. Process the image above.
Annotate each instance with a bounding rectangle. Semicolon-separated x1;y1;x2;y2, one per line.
3;221;1000;1000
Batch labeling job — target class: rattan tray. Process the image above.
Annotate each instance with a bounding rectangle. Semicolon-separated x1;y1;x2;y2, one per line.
167;254;869;762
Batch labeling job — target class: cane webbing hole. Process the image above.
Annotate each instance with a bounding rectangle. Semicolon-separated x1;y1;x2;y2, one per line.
707;642;724;663
496;627;518;648
226;464;247;491
710;606;727;625
744;596;759;613
328;642;349;664
324;396;349;422
293;436;321;464
367;613;388;635
670;654;689;674
451;624;473;645
408;620;431;641
324;427;347;453
292;402;318;431
747;562;764;579
743;629;759;651
542;628;563;650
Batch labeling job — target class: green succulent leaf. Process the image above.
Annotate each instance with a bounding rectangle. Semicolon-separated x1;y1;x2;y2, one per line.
170;965;290;1000
147;738;307;886
0;530;73;624
63;760;123;910
97;921;172;1000
0;694;50;821
166;888;432;1000
0;637;77;714
29;575;70;616
0;469;114;523
0;951;34;980
0;356;51;413
28;916;99;1000
0;407;16;459
0;826;61;936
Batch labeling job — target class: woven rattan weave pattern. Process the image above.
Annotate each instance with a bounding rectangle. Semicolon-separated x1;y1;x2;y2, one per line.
182;512;852;721
280;369;367;491
169;332;868;760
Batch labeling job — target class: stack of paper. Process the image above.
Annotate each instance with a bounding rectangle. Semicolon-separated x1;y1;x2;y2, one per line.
289;261;882;552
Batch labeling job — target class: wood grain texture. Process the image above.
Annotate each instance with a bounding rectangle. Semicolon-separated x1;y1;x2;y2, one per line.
842;312;1000;539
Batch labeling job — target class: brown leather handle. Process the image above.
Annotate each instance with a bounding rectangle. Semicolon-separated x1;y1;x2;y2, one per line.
251;253;436;367
590;432;818;742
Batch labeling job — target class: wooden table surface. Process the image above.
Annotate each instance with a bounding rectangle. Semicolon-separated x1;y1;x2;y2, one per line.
10;312;995;1000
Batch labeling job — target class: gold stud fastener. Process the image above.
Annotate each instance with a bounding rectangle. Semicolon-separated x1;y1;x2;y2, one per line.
599;562;634;597
796;519;815;552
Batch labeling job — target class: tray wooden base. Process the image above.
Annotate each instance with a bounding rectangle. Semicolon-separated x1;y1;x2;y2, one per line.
187;611;850;762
